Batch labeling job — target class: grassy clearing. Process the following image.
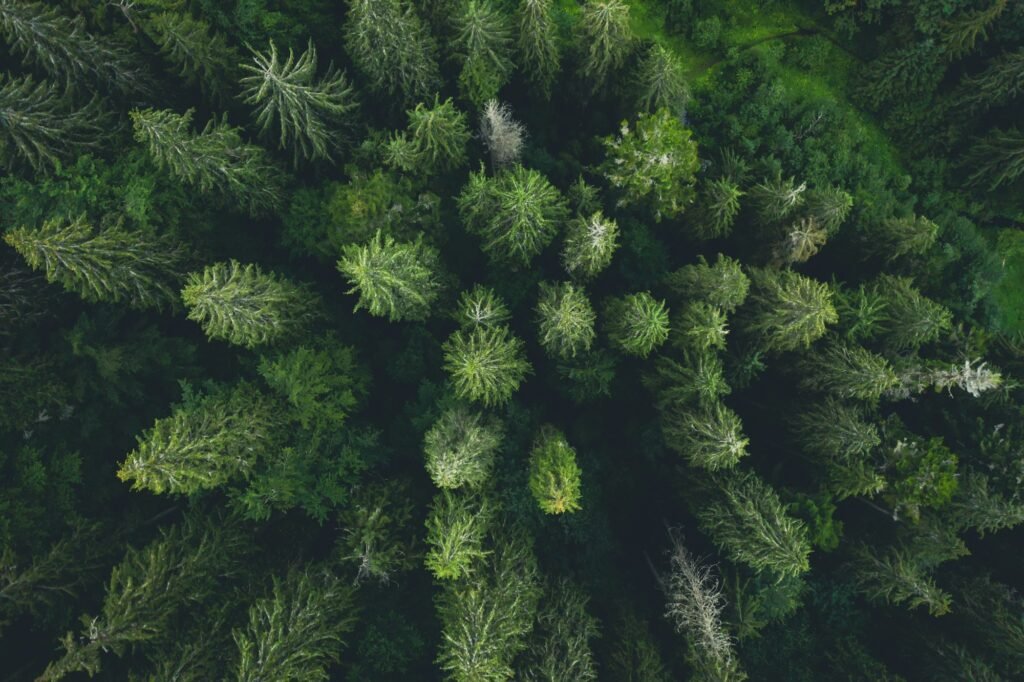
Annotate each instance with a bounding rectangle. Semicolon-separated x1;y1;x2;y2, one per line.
989;230;1024;333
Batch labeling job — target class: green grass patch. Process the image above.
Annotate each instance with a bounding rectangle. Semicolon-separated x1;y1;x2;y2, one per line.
989;229;1024;333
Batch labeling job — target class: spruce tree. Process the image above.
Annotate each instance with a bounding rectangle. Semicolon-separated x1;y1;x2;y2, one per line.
671;302;728;353
646;353;730;410
957;48;1024;113
517;0;560;96
692;177;743;239
663;401;749;471
608;613;671;682
605;292;671;357
386;96;471;174
562;210;620;279
520;580;599;681
535;281;597;359
343;0;440;104
635;44;688;115
0;74;107;172
234;568;357;682
743;268;837;352
774;217;828;265
665;254;750;313
873;275;952;350
131;108;283;216
145;11;239;103
443;325;532;406
458;165;569;267
5;216;187;310
852;544;952;616
600;108;700;221
424;491;491;580
804;185;853;234
337;231;442;322
181;261;317;348
798;341;899;402
749;174;806;223
528;426;583;514
967;127;1024;190
336;480;417;584
791;397;880;460
455;0;515;105
455;285;511;329
862;214;938;262
424;407;503;490
577;0;632;89
241;40;358;165
117;383;275;495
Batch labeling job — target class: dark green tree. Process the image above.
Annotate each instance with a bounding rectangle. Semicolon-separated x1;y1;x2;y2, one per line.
577;0;632;89
743;268;837;352
861;214;938;262
692;177;743;239
386;96;471;174
635;43;688;115
455;0;515;105
797;342;899;402
665;254;749;313
967;127;1024;190
605;292;671;357
145;11;239;102
520;580;599;681
517;0;560;96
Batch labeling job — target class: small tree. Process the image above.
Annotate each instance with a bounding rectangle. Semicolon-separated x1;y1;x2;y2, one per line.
774;217;828;265
181;261;317;348
743;268;837;352
455;0;515;105
337;231;441;322
479;99;526;170
664;254;750;313
387;96;471;174
145;11;239;102
517;0;560;96
424;407;503;490
536;282;597;359
5;216;186;310
577;0;632;88
873;275;952;350
520;580;599;681
852;544;952;616
749;174;807;224
529;426;583;514
671;302;728;353
241;40;358;165
692;177;743;239
804;185;853;234
458;165;569;267
336;480;417;584
861;214;938;262
455;285;511;329
663;402;749;471
234;568;357;682
605;292;671;357
635;43;688;115
443;325;532;406
798;341;899;402
791;397;880;460
424;491;491;580
600;108;700;221
562;210;620;279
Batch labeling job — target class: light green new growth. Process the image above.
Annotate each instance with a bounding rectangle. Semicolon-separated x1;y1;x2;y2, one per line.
337;231;441;322
744;268;837;352
665;254;750;313
443;325;532;407
672;302;728;353
529;426;583;514
182;261;316;348
664;401;749;471
606;292;671;357
387;96;471;173
455;285;511;329
853;544;952;616
798;342;899;402
424;407;503;490
425;491;491;580
562;210;620;279
536;282;597;359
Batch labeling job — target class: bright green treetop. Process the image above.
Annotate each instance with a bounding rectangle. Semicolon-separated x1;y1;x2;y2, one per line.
562;210;620;280
605;292;671;357
529;426;583;514
424;407;503;490
386;96;471;174
743;268;837;352
536;282;597;359
337;231;441;322
443;325;532;407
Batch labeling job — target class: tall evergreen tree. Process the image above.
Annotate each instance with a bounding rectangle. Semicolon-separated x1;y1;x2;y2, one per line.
605;292;671;357
749;174;807;223
454;285;511;329
635;43;688;115
386;96;471;174
424;407;503;490
663;401;749;471
181;261;317;348
577;0;632;89
528;426;583;514
131;108;283;216
425;491;491;580
535;281;597;359
337;231;442;322
5;216;187;310
692;177;743;239
520;580;599;681
562;210;620;280
804;185;853;234
443;325;532;407
861;214;938;262
241;40;358;165
455;0;515;105
966;127;1024;190
743;268;837;352
873;275;952;350
852;544;952;616
517;0;560;97
145;11;239;103
665;254;750;313
791;397;880;460
798;341;899;402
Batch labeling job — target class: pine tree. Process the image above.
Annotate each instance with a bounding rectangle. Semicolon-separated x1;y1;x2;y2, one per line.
234;568;357;682
424;491;491;580
873;275;952;350
535;281;597;359
0;0;150;95
861;214;938;262
443;325;532;406
852;544;952;616
117;382;275;495
605;292;671;357
663;401;749;471
0;74;107;172
241;40;358;165
517;0;560;97
343;0;440;104
479;99;526;170
520;580;599;681
698;471;812;579
529;426;583;514
635;43;688;115
577;0;632;89
424;407;503;490
692;177;743;239
791;397;880;460
386;96;471;174
337;231;442;322
672;302;728;353
458;165;569;267
562;210;620;279
600;108;700;221
130;108;283;216
967;127;1024;190
455;0;515;105
798;341;898;402
336;480;417;585
4;216;187;310
145;11;239;103
455;285;511;329
804;185;853;234
749;174;806;223
664;254;750;313
181;261;317;348
39;514;249;680
646;353;730;410
743;268;837;352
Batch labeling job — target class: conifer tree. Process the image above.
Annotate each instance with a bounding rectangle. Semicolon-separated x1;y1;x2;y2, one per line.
743;268;837;352
852;544;952;616
966;127;1024;190
234;568;357;682
698;471;812;579
949;471;1024;537
443;325;532;406
804;185;853;234
798;342;899;402
145;11;239;102
458;165;569;267
130;108;283;216
663;401;749;471
0;74;107;172
862;214;938;262
424;491;491;580
605;292;671;357
957;48;1024;113
791;397;880;460
672;302;728;353
873;275;952;350
5;216;187;310
665;254;750;313
535;281;597;359
117;382;275;495
528;426;583;514
577;0;632;89
386;96;471;174
336;480;417;584
608;613;671;682
241;40;358;165
940;0;1008;59
181;261;317;348
635;43;688;115
774;217;828;265
517;0;560;96
600;108;700;221
520;580;599;681
749;174;807;223
0;0;150;95
557;349;618;403
455;0;516;105
424;407;503;490
455;285;511;329
343;0;440;104
562;210;620;279
337;231;441;322
479;99;526;170
692;177;743;239
646;353;730;410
